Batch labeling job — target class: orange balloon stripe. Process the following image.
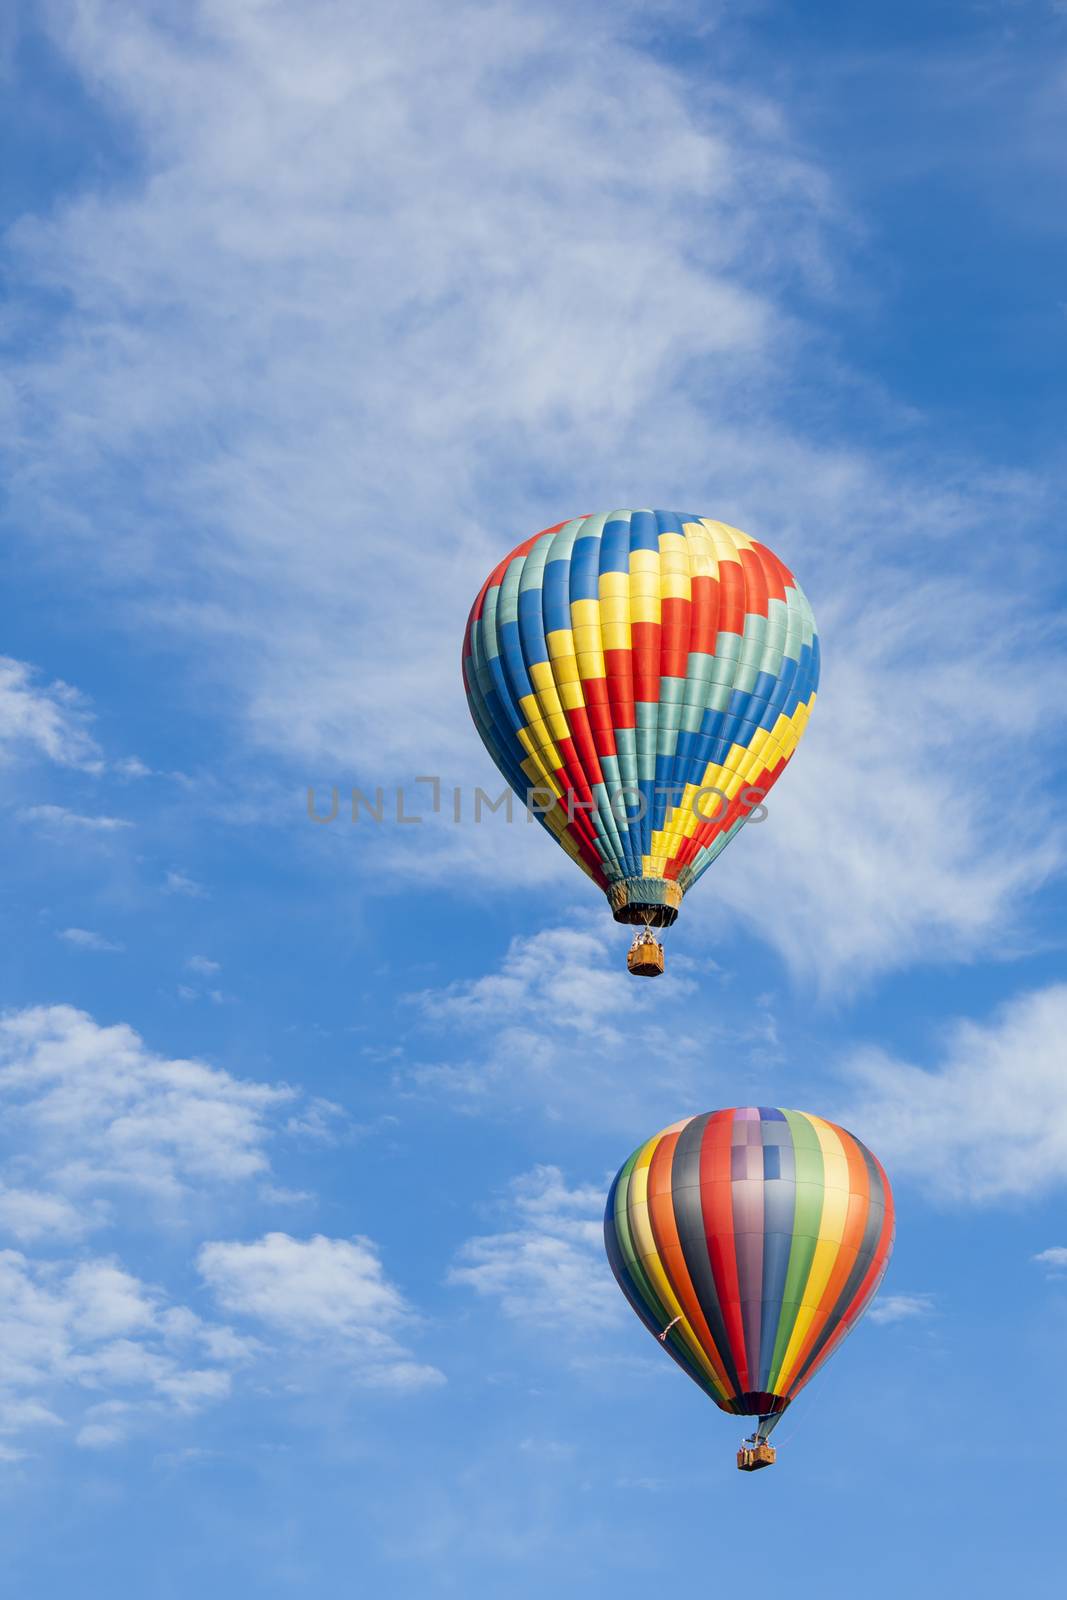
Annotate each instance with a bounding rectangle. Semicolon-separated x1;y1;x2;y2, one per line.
647;1131;736;1400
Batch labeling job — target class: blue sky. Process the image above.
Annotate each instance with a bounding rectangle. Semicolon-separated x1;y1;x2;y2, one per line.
2;0;1067;1594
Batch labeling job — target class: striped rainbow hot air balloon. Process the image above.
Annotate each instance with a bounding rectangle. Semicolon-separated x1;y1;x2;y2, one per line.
604;1106;894;1468
462;511;818;974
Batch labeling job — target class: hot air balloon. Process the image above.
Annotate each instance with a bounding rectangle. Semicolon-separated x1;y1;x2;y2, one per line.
604;1106;894;1471
462;511;818;975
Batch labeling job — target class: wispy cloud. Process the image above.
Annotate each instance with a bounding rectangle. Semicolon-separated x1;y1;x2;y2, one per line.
868;1292;936;1326
176;985;231;1006
0;1004;301;1217
839;984;1067;1201
416;923;679;1041
198;1232;443;1390
18;805;132;832
0;657;102;772
0;996;442;1452
0;1185;97;1244
283;1097;348;1143
3;0;822;778
449;1165;616;1332
406;915;769;1125
185;955;220;975
113;756;151;779
57;928;125;953
1032;1246;1067;1273
2;0;1063;1005
686;577;1065;992
163;869;207;898
0;1250;246;1455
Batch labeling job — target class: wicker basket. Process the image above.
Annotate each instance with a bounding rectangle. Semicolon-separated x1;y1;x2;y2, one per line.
736;1443;776;1472
627;937;665;977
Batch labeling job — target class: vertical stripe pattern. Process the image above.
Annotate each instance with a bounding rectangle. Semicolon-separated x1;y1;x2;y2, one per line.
462;511;818;911
604;1107;894;1418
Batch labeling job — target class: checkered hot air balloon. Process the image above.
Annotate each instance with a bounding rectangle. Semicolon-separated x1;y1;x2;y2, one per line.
462;510;819;974
605;1107;895;1470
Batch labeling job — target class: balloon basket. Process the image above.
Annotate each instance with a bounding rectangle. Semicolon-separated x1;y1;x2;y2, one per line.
736;1443;776;1472
627;933;664;977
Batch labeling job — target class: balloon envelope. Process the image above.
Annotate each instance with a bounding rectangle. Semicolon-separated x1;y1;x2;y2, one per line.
604;1107;894;1419
462;511;818;928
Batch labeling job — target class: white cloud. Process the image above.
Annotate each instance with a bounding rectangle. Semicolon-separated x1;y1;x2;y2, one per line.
839;984;1067;1201
0;0;826;795
65;1259;158;1340
0;0;1062;1000
868;1293;935;1326
690;575;1064;993
0;1186;94;1244
0;657;101;772
0;1249;243;1454
175;983;232;1005
1032;1247;1067;1272
258;1183;313;1207
185;955;220;975
449;1166;616;1332
198;1233;402;1332
406;916;758;1126
75;1401;135;1450
417;923;673;1042
0;1007;443;1448
198;1232;443;1390
163;869;207;898
0;1004;300;1216
283;1097;347;1142
57;928;125;953
113;756;151;779
18;805;131;831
